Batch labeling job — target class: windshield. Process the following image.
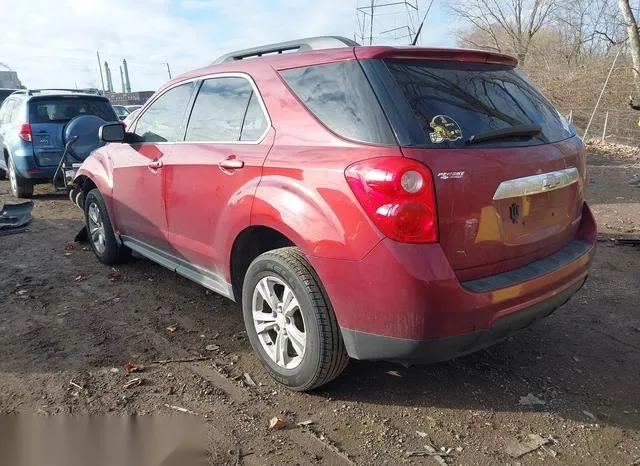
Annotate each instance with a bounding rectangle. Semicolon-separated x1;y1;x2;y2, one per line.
385;59;574;148
29;97;117;123
113;105;130;117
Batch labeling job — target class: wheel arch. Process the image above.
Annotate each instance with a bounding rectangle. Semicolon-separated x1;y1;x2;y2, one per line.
229;225;296;303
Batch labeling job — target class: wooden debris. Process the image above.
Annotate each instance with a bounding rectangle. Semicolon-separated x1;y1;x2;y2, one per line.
123;377;143;389
269;416;287;430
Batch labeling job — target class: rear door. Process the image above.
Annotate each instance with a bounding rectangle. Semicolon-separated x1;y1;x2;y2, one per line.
28;96;117;167
163;74;273;285
380;59;584;280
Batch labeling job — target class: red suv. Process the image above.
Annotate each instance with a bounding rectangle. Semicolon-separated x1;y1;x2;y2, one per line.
71;37;596;391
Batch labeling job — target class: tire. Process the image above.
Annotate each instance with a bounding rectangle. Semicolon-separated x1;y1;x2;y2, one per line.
84;188;131;265
242;247;349;391
7;157;33;198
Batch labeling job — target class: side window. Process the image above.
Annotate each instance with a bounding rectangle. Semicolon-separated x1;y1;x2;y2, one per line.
134;82;195;143
185;77;262;142
10;99;23;122
240;92;268;141
0;99;15;124
280;61;395;145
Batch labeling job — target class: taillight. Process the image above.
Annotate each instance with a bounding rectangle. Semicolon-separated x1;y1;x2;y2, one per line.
345;157;438;243
18;123;32;143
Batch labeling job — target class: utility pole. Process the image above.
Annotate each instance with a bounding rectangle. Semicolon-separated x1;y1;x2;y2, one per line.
164;62;172;79
96;51;106;94
369;0;375;45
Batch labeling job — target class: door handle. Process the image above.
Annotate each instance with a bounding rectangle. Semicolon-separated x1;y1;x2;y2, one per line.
148;160;163;169
219;158;244;170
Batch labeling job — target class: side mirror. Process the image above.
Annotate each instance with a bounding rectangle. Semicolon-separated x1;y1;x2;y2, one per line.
99;123;126;143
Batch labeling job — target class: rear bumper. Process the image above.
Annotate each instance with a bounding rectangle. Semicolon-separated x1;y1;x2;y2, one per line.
10;147;56;181
308;202;596;361
341;276;586;362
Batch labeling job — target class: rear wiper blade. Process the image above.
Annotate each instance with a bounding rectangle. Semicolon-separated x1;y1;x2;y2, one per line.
468;124;542;144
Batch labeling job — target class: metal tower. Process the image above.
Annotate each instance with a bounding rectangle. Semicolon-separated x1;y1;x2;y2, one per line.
355;0;421;46
104;62;114;92
122;59;131;93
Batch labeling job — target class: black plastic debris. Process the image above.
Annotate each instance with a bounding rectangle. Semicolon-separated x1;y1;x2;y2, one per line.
0;201;33;236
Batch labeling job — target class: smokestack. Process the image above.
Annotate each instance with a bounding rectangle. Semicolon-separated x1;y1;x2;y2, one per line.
123;59;131;93
104;61;113;92
120;66;125;93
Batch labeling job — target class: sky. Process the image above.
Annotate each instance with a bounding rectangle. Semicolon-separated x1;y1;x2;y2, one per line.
0;0;456;92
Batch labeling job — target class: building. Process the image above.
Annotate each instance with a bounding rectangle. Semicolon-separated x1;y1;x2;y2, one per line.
104;91;154;106
0;63;23;89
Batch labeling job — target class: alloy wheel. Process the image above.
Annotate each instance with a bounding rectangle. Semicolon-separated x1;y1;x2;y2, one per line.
251;276;306;369
87;201;106;254
8;159;17;195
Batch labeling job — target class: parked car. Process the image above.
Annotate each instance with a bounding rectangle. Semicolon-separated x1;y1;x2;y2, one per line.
122;108;141;128
112;105;129;120
71;37;597;391
0;88;18;106
0;89;118;197
125;105;142;113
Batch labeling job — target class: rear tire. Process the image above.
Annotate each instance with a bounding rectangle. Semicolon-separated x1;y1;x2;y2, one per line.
242;247;349;391
7;157;33;198
84;188;131;265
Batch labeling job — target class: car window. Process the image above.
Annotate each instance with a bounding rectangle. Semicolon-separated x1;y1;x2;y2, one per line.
185;77;259;142
240;92;268;141
279;61;395;145
384;59;574;148
0;98;15;124
134;82;195;143
29;98;117;123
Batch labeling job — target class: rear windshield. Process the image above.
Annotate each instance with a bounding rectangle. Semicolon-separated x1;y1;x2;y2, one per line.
385;59;574;148
29;97;117;123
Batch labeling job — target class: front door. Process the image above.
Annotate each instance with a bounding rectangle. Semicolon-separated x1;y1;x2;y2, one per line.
163;75;273;286
111;82;196;252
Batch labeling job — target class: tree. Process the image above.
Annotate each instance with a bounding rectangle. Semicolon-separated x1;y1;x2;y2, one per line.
449;0;558;65
616;0;640;90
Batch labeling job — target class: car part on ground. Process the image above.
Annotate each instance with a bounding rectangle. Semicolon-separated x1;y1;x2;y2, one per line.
72;37;596;390
0;200;33;236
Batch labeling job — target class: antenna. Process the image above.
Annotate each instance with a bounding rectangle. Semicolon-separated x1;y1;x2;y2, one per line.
355;0;421;46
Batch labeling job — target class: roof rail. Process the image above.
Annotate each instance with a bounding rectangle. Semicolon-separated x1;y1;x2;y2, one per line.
21;88;103;96
212;36;360;65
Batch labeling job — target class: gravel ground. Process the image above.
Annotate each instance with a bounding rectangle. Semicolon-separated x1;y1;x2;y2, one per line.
0;148;638;465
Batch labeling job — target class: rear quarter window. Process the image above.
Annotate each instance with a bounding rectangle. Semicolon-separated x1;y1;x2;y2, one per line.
280;61;395;145
385;59;574;148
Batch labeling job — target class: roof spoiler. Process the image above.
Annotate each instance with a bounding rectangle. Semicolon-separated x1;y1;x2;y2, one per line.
211;36;360;65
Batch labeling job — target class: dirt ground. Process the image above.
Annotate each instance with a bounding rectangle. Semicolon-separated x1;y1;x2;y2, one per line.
0;144;639;465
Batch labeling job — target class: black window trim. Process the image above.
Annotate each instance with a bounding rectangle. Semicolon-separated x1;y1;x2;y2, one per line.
180;72;272;145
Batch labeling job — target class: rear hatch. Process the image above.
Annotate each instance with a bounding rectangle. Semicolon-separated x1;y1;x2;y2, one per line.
28;96;117;166
375;55;585;280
